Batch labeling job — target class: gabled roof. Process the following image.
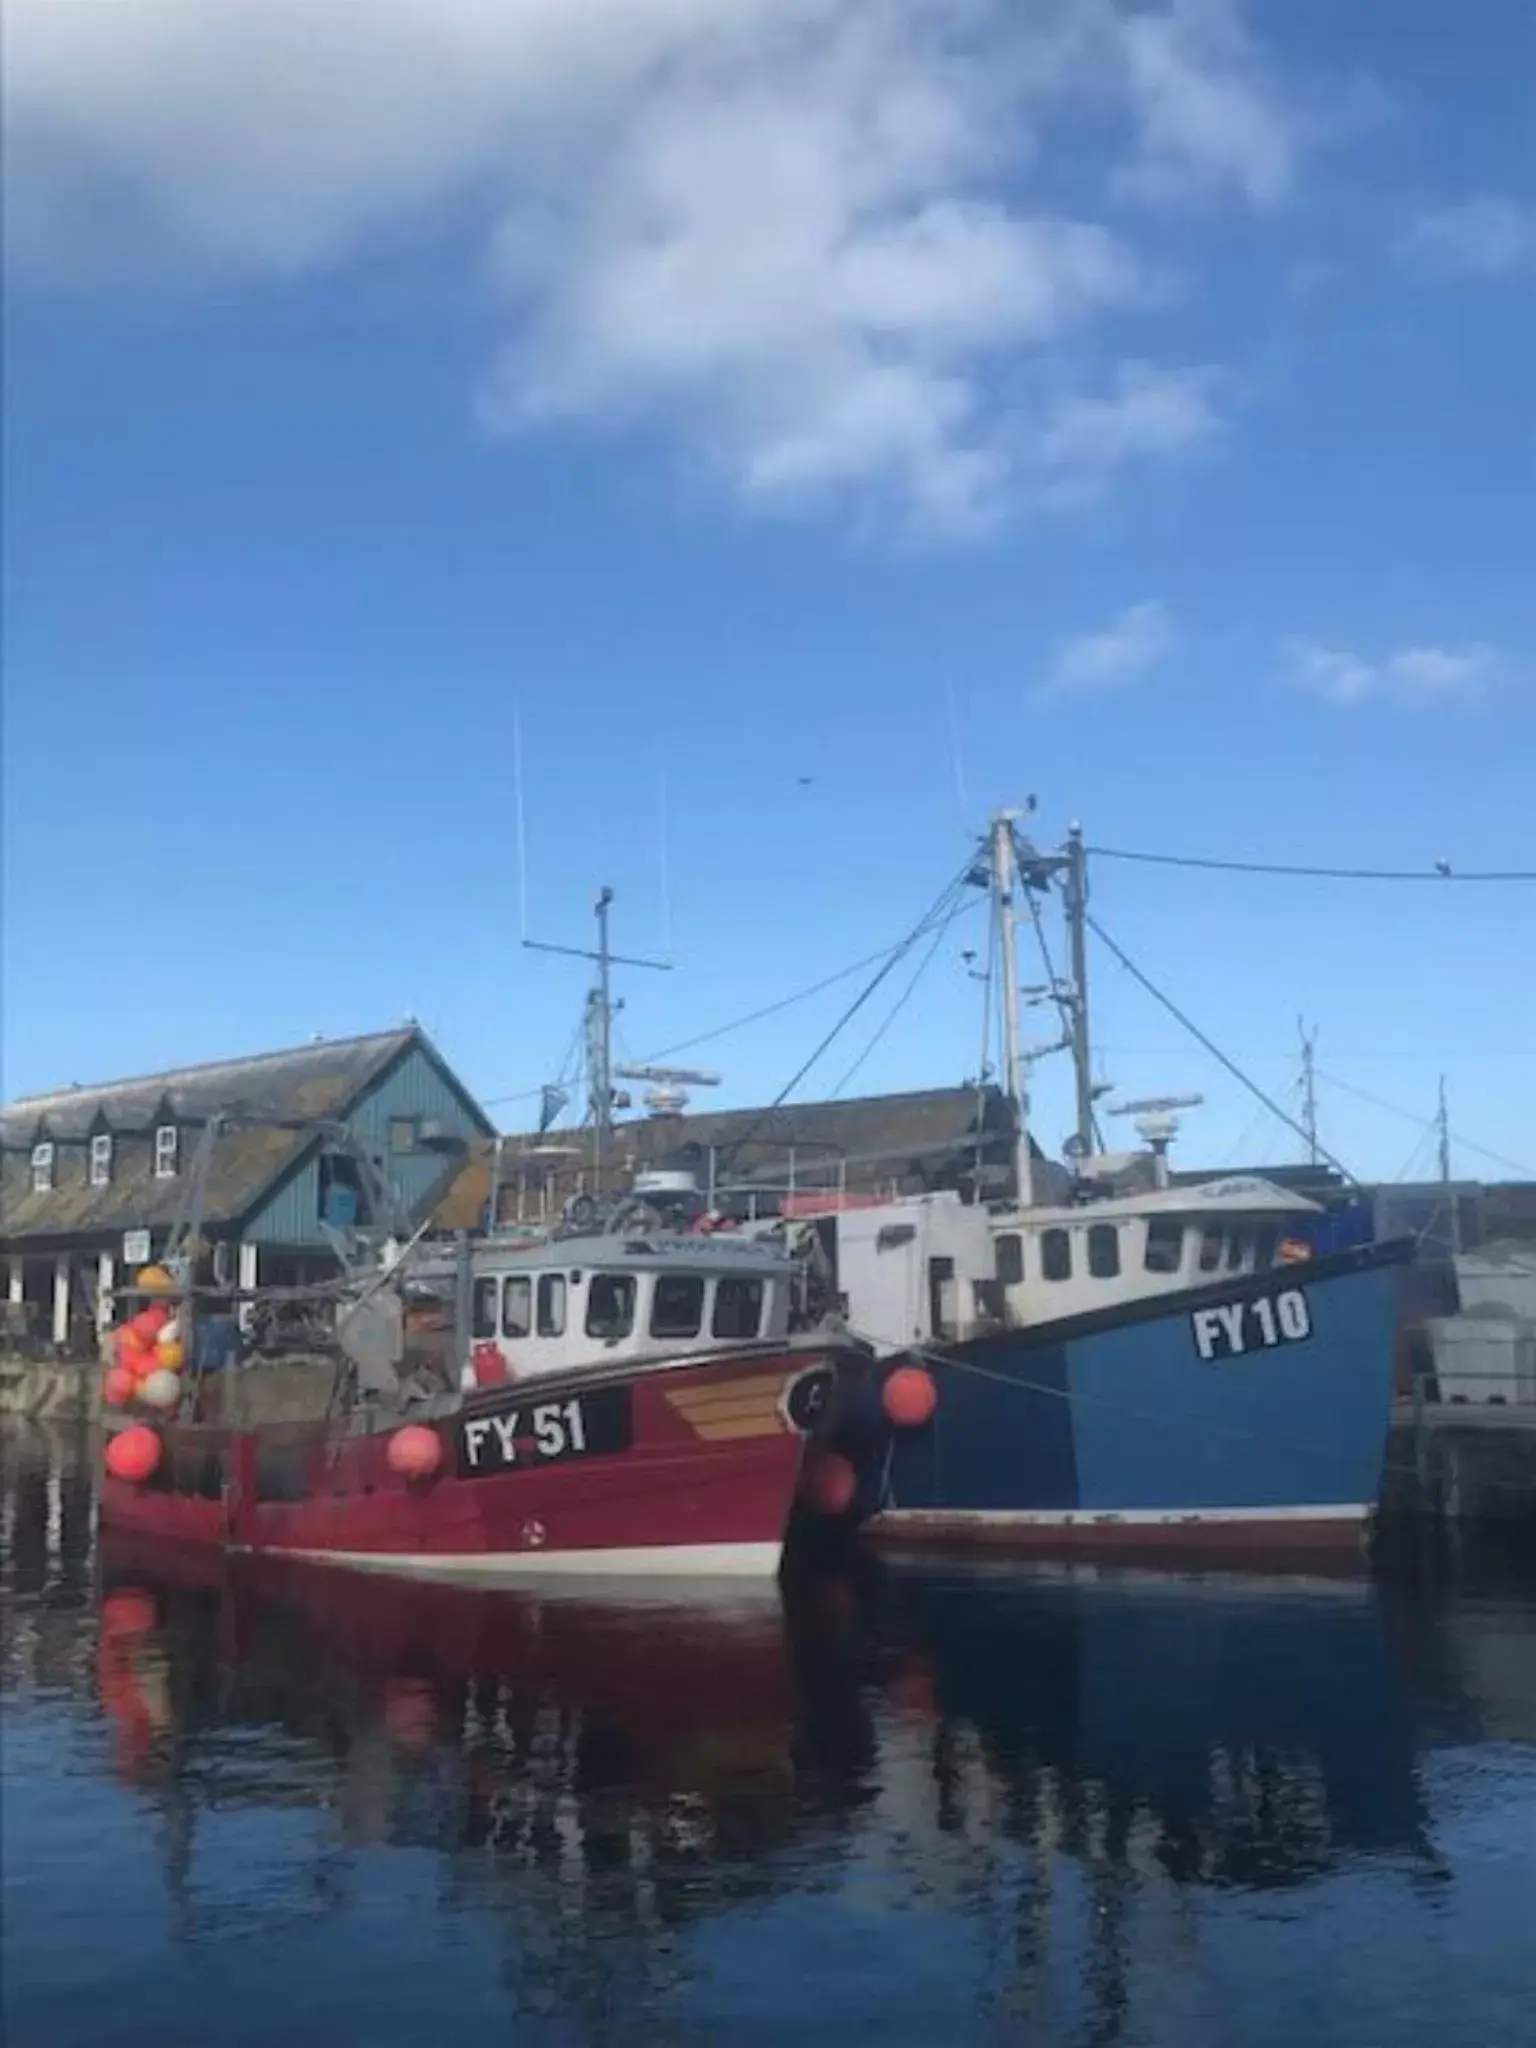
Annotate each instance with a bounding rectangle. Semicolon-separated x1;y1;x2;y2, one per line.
436;1083;1024;1230
0;1028;473;1243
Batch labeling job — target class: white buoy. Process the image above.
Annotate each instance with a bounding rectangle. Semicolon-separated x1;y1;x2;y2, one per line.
140;1368;182;1412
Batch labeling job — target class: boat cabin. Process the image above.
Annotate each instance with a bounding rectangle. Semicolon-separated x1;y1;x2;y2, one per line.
457;1231;797;1385
799;1178;1323;1354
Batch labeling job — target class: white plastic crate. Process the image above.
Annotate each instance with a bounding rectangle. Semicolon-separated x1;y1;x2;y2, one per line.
1426;1312;1536;1405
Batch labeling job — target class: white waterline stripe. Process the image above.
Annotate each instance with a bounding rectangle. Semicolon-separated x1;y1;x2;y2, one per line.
267;1541;784;1580
873;1504;1370;1529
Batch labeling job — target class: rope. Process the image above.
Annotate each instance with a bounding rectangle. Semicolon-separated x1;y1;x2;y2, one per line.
1085;913;1358;1185
1088;845;1536;884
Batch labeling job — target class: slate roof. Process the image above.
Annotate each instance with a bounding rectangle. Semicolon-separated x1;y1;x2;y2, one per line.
436;1083;1029;1230
1;1029;421;1244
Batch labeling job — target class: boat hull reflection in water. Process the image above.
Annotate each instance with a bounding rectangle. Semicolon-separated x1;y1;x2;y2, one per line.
5;1428;1534;2046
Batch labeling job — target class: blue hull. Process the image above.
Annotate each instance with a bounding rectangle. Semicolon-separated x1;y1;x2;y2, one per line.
867;1242;1410;1555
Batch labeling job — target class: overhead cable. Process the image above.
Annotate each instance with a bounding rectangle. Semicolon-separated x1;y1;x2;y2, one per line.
1089;845;1536;883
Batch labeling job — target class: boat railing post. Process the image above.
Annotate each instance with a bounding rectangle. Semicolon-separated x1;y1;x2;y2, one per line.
453;1231;473;1387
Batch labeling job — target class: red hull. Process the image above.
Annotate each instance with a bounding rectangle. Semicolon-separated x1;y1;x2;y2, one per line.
101;1344;846;1581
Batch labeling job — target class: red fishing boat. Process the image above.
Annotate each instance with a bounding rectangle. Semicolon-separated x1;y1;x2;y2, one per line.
101;1230;872;1581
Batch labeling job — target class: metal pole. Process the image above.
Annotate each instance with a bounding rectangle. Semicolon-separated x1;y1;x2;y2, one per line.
1438;1075;1461;1255
1064;824;1095;1158
595;887;614;1192
1299;1018;1319;1167
994;814;1033;1208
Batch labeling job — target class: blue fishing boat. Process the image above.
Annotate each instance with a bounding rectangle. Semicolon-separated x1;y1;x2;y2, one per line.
798;813;1413;1559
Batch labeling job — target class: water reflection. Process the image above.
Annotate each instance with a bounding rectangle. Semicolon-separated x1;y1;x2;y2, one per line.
3;1427;1534;2046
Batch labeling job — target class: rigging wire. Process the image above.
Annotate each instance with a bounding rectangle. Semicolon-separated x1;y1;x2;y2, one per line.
1088;845;1536;884
479;922;966;1108
830;912;954;1099
1084;911;1359;1184
1315;1068;1536;1180
716;864;981;1171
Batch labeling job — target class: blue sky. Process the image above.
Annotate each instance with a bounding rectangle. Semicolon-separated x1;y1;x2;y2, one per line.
4;0;1533;1180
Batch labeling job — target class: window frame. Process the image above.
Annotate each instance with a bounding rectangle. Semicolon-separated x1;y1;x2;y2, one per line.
30;1141;54;1194
1144;1217;1184;1275
88;1132;113;1188
584;1271;637;1342
471;1277;499;1340
651;1272;705;1341
387;1116;419;1155
1087;1223;1121;1279
995;1233;1024;1286
501;1274;532;1339
1197;1226;1224;1274
1040;1228;1073;1283
153;1124;179;1180
711;1275;765;1340
536;1271;567;1338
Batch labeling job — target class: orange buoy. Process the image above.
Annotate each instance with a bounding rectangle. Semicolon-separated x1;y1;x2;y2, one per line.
103;1366;136;1408
136;1264;176;1296
882;1364;938;1429
154;1340;186;1373
800;1449;858;1516
387;1425;444;1481
105;1425;162;1485
127;1308;167;1349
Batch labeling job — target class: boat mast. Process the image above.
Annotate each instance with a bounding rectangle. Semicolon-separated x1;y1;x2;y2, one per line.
992;813;1034;1208
1063;823;1095;1159
526;888;670;1195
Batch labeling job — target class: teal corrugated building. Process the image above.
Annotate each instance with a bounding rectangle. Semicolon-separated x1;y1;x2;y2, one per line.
1;1028;494;1354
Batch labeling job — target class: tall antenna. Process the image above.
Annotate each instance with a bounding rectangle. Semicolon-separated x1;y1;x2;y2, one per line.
1437;1074;1461;1256
1299;1017;1319;1166
513;706;530;943
524;890;670;1190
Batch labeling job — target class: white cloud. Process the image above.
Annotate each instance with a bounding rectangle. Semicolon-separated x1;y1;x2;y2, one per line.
1397;197;1536;279
1289;641;1500;707
1034;361;1224;503
1046;600;1173;691
3;0;1299;529
1115;4;1294;207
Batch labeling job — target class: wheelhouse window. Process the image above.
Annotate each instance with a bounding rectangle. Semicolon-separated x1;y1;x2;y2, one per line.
995;1233;1024;1286
1087;1224;1120;1279
501;1275;532;1338
1254;1225;1279;1268
30;1142;54;1194
585;1272;636;1341
1197;1226;1223;1274
1225;1230;1247;1271
154;1124;179;1179
652;1273;705;1340
471;1278;498;1339
1145;1218;1184;1274
536;1272;567;1338
712;1276;764;1339
89;1134;113;1188
1040;1228;1072;1282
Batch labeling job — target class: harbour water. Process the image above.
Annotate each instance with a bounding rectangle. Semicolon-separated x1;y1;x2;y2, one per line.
3;1426;1533;2047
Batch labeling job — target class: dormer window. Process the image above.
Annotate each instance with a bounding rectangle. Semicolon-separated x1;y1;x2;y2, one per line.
30;1142;54;1193
154;1124;179;1179
89;1133;113;1188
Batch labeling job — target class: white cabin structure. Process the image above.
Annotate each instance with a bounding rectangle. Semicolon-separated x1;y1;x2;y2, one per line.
794;1177;1322;1355
453;1232;801;1385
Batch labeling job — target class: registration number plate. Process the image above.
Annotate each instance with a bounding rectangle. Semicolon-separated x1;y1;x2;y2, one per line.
457;1384;632;1477
1190;1288;1312;1362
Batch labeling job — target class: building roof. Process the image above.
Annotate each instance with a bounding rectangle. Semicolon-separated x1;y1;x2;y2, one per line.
0;1028;471;1244
436;1084;1023;1230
